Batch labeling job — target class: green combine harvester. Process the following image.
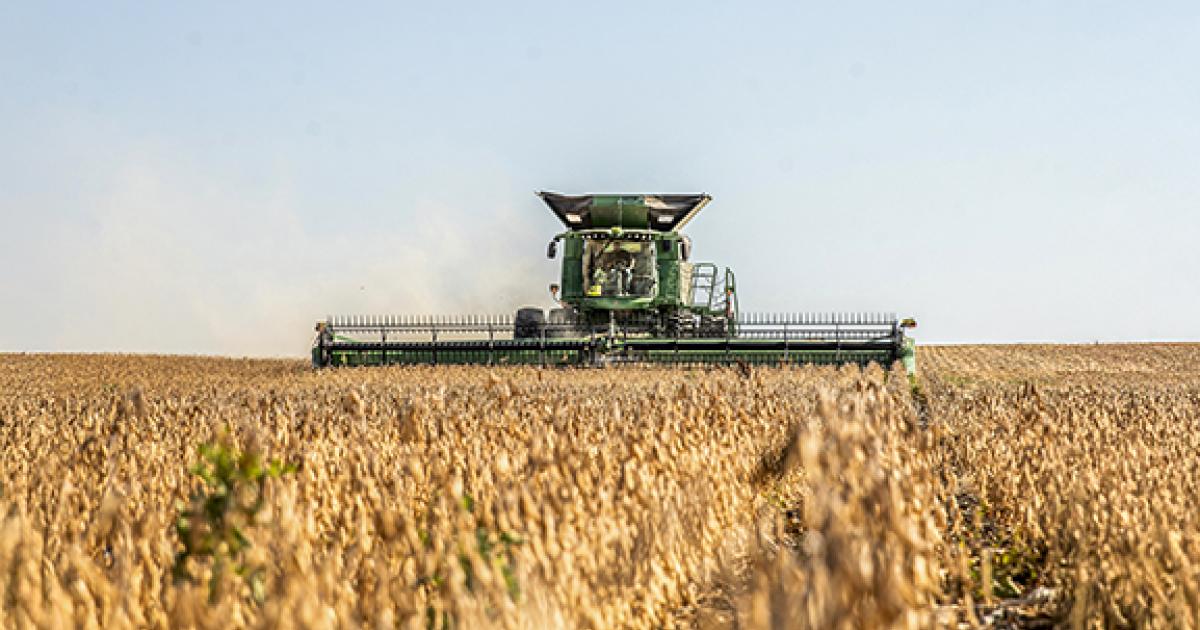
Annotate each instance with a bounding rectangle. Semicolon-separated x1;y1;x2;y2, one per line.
312;192;917;372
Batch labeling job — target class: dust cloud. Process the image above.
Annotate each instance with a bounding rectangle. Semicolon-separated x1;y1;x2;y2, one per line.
36;161;554;357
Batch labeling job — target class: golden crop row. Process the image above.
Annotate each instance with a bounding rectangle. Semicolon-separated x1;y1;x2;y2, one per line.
1;345;1198;628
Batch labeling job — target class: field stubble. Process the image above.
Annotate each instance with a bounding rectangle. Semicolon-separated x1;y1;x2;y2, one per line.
0;344;1198;628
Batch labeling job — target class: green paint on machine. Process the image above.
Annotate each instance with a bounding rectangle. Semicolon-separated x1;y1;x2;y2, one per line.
312;192;918;373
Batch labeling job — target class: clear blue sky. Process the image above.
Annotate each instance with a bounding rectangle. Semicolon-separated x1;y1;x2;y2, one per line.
2;2;1197;355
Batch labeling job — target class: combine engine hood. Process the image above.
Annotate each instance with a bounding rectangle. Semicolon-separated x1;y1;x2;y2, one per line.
538;192;711;231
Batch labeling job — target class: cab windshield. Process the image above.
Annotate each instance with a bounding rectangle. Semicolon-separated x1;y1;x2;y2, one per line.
584;239;657;298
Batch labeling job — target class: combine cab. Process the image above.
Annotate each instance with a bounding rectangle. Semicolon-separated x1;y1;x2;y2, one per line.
313;192;917;372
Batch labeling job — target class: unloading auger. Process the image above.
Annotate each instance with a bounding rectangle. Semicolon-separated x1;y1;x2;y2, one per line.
312;192;917;372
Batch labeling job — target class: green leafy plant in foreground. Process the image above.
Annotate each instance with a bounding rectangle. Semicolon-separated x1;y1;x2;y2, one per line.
415;492;524;629
172;435;297;603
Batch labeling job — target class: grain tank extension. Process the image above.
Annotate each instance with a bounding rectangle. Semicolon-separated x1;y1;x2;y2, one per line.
312;192;917;372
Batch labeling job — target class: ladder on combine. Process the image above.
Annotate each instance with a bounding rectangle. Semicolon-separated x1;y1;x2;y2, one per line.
690;263;740;332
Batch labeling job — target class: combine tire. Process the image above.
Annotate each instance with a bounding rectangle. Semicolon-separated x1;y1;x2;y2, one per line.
514;307;545;339
545;308;578;339
697;316;731;338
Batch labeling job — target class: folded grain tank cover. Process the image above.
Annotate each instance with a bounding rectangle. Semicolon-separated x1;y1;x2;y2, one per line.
538;192;711;231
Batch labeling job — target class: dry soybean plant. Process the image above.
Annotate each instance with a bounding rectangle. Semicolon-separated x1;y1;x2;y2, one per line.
0;346;1198;628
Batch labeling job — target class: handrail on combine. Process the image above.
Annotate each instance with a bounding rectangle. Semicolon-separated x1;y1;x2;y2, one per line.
690;263;719;312
724;268;739;335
